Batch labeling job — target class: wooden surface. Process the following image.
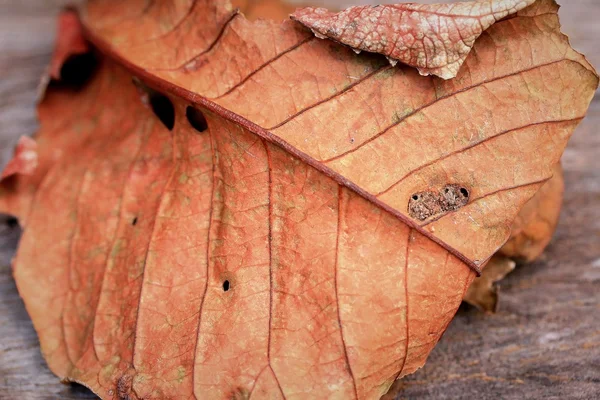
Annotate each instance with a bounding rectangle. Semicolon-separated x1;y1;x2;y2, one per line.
0;1;599;399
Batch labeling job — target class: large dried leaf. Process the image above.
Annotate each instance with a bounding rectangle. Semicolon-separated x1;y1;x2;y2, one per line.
462;255;516;312
0;0;597;399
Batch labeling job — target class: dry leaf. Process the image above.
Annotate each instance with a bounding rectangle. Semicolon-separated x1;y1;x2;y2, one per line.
0;1;597;399
463;255;516;312
292;0;536;79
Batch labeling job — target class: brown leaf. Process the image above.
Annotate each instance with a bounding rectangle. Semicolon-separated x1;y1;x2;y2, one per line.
0;1;597;399
291;0;536;79
463;255;516;312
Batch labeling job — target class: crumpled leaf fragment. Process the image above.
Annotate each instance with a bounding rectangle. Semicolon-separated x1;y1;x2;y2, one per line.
0;0;597;399
463;255;516;312
291;0;536;79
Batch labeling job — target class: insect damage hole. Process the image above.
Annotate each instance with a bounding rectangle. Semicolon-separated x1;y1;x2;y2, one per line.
408;191;441;221
186;106;208;133
223;280;230;292
150;93;175;131
132;78;175;130
440;184;470;212
131;217;138;226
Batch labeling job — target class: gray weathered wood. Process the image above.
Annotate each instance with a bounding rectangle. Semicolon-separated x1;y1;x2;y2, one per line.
0;1;598;399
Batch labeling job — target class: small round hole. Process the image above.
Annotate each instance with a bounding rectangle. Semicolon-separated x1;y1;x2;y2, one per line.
132;217;138;226
186;106;208;133
460;188;469;198
223;280;230;292
150;93;175;130
412;195;419;201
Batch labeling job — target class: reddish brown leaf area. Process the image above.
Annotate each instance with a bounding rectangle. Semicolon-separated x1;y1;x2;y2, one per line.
0;1;597;399
291;0;536;79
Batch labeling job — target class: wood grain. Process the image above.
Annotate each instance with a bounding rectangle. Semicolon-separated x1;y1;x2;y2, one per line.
0;1;598;399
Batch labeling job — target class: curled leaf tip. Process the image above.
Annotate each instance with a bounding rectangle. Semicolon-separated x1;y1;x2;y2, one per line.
291;0;537;79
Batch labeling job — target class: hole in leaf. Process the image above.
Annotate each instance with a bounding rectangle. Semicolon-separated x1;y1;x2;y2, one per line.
186;106;208;133
149;93;175;130
223;280;230;292
408;191;440;221
132;217;138;226
57;52;98;89
131;78;176;131
439;184;470;212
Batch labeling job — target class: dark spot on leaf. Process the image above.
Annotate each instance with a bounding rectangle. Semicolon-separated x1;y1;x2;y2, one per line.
223;280;230;292
460;187;469;198
132;217;137;226
186;106;208;133
132;78;175;130
412;194;419;201
149;93;175;131
55;52;98;89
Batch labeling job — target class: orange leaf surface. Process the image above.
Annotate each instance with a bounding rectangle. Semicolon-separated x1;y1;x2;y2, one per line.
0;1;597;399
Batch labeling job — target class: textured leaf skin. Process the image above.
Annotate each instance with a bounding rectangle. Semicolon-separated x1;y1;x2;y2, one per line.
292;0;536;79
0;0;597;399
